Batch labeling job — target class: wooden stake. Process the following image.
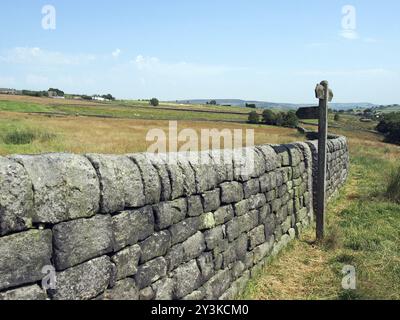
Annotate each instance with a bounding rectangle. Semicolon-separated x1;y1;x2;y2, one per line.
316;80;329;241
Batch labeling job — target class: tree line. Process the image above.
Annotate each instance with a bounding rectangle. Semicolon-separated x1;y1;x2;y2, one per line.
377;112;400;144
248;109;299;128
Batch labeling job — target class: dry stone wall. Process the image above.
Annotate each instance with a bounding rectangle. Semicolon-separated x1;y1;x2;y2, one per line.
0;137;349;300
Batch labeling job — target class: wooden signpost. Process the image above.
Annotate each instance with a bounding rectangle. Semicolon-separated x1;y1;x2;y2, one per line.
315;80;333;240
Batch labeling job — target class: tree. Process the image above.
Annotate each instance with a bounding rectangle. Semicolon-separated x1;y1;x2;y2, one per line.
377;113;400;144
208;100;217;105
262;109;277;125
48;88;64;96
102;94;115;101
248;111;260;124
275;112;285;126
150;98;159;107
334;113;341;122
282;111;299;128
246;103;256;109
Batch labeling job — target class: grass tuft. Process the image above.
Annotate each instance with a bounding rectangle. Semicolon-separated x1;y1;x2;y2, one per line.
3;129;56;145
385;165;400;203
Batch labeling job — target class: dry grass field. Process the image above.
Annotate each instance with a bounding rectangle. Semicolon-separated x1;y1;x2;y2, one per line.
0;95;303;156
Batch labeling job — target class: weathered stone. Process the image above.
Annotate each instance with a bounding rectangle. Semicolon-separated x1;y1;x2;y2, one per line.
248;193;267;209
214;205;234;225
220;271;249;300
220;181;244;204
256;145;280;171
204;226;225;250
53;215;114;270
149;155;172;202
153;198;187;230
243;178;260;198
111;244;141;280
222;243;238;268
189;153;218;193
187;195;203;217
258;204;271;224
259;171;277;193
85;154;145;213
197;252;214;282
231;261;246;280
208;149;229;183
182;231;206;262
169;217;200;245
272;145;290;167
176;156;196;196
264;214;277;240
140;231;171;263
101;278;139;300
225;218;240;242
0;230;52;291
253;237;274;263
271;198;282;213
234;199;250;216
50;256;113;300
265;189;276;202
237;210;259;233
173;260;202;299
249;225;266;249
0;284;47;300
203;269;232;300
128;153;161;204
235;234;249;262
281;216;292;234
199;212;216;230
135;257;167;289
10;154;100;224
165;243;184;271
152;277;174;300
0;157;33;236
112;206;154;251
201;189;221;212
139;286;155;300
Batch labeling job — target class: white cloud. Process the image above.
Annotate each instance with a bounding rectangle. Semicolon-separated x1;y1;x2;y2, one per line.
112;48;121;58
132;55;236;77
0;47;96;65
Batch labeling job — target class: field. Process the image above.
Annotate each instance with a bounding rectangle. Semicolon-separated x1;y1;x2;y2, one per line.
1;94;399;300
0;95;302;155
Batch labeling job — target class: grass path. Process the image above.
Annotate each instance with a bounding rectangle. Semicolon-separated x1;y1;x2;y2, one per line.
241;147;400;300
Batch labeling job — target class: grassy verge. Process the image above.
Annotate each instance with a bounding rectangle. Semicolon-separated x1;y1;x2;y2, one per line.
240;145;400;300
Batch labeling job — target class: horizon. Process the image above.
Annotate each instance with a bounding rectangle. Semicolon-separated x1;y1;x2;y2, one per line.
0;0;399;105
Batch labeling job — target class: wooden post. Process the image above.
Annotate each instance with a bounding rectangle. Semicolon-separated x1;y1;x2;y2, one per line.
316;80;329;241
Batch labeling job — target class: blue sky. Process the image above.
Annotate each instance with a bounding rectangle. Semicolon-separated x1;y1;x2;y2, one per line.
0;0;399;104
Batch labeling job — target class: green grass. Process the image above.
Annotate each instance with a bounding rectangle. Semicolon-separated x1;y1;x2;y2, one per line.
241;150;400;300
385;165;400;203
0;100;52;113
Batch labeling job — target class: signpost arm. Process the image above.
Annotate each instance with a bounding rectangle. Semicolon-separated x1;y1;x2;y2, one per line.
316;80;329;241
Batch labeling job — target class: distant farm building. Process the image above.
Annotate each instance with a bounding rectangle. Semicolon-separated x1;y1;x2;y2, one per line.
0;88;17;95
